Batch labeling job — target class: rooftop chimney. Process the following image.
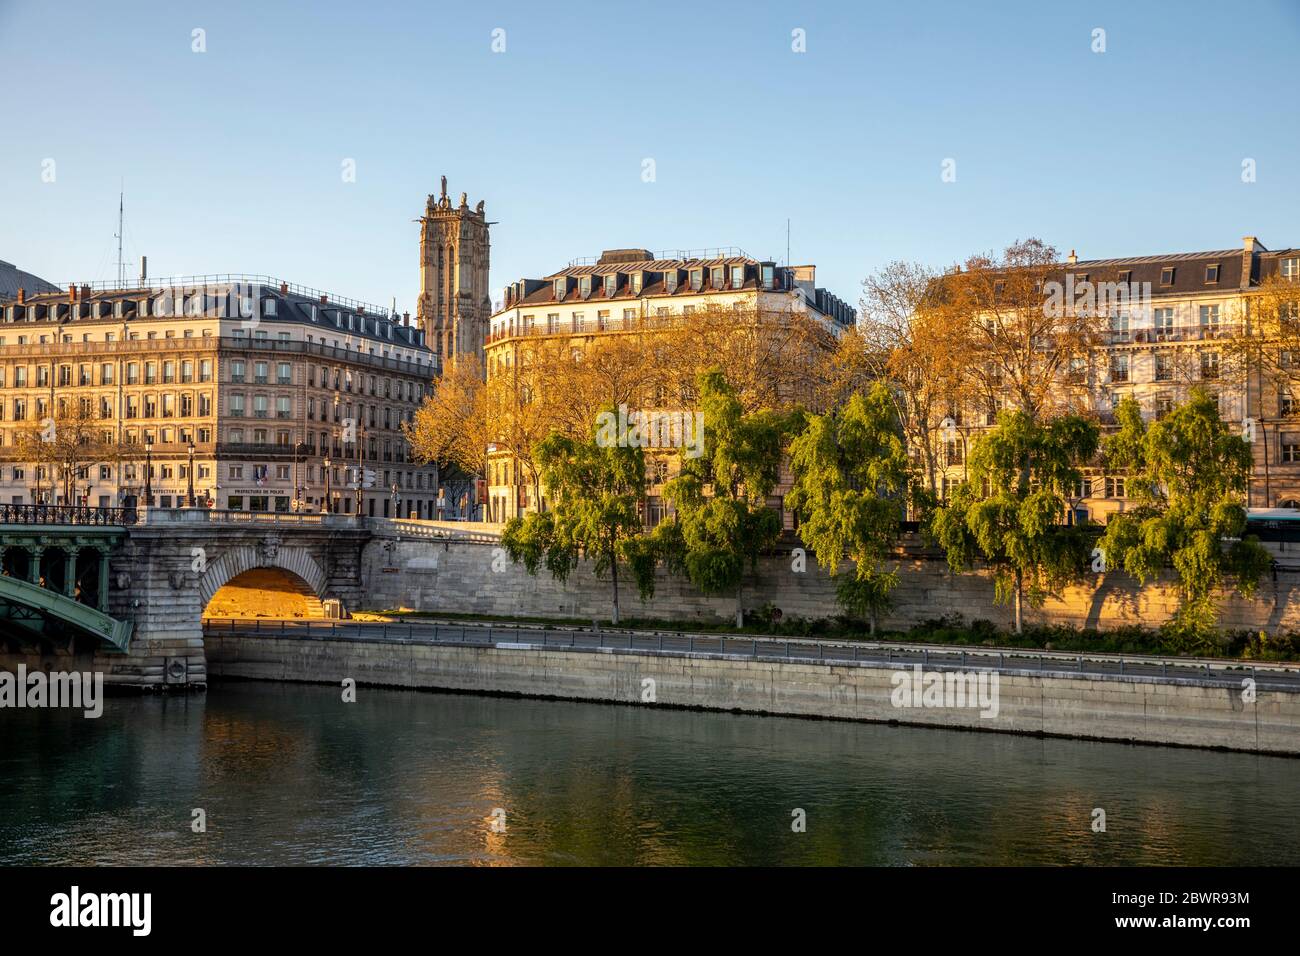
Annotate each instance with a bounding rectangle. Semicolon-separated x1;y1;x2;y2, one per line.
68;284;77;303
1241;236;1265;289
280;281;289;294
16;287;24;304
140;256;148;285
1067;249;1078;265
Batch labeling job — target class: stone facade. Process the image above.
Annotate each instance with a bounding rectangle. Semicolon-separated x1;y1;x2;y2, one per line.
0;278;440;520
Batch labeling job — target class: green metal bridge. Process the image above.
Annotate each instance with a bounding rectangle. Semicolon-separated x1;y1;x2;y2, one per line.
0;504;134;653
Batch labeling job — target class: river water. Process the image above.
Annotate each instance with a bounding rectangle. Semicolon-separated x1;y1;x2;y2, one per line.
2;681;1296;866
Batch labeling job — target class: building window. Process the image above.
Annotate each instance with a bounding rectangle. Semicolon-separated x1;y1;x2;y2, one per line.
1282;257;1299;281
664;271;678;293
603;274;616;297
1109;354;1129;383
1205;264;1220;283
1154;353;1173;382
1160;267;1175;286
1201;351;1220;380
1153;307;1175;341
1199;304;1221;337
1105;476;1126;498
1283;437;1300;464
1155;394;1174;420
731;266;744;289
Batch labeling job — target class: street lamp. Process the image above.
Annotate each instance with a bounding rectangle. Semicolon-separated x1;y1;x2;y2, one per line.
391;481;400;518
186;441;196;507
323;456;332;514
354;422;365;516
143;438;154;507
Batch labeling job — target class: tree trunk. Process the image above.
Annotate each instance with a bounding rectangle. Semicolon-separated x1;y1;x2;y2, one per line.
735;582;744;629
610;550;620;625
1013;569;1023;635
868;610;877;635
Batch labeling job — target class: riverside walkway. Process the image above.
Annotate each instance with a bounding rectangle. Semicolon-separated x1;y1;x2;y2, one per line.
202;617;1300;693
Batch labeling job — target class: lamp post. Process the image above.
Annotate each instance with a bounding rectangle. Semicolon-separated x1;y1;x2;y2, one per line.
144;438;154;507
391;481;399;519
186;441;196;507
354;423;365;516
323;456;332;514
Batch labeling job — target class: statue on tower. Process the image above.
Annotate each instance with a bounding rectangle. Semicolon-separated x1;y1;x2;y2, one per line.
440;175;447;201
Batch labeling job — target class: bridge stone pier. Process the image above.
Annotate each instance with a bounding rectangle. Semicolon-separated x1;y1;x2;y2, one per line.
0;507;370;691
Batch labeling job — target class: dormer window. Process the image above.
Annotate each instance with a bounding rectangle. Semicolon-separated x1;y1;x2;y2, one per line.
603;274;616;297
1160;267;1175;286
554;278;566;301
689;269;703;291
630;273;643;294
761;265;775;289
1283;257;1300;281
1118;270;1131;284
1205;264;1220;284
710;266;724;288
731;266;744;289
665;271;678;293
579;275;592;298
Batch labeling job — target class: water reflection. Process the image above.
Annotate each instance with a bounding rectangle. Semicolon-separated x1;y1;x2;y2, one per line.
1;682;1296;866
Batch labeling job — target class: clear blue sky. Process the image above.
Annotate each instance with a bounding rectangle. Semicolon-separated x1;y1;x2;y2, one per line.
2;0;1298;314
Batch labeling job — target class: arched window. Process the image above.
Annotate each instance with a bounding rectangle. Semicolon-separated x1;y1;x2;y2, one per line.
1278;499;1300;509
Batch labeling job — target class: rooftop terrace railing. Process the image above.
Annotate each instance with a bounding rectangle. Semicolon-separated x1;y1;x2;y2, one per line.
48;275;393;319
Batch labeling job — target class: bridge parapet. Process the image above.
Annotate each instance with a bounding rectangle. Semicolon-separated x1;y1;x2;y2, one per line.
139;507;364;529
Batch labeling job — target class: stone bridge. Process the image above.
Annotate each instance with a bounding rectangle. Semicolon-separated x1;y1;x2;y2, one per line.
0;506;375;689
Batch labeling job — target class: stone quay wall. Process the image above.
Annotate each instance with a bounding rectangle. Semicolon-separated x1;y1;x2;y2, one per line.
205;634;1300;755
358;536;1300;635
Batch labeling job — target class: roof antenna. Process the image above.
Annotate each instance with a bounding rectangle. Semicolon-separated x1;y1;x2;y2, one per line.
786;218;790;266
115;182;125;288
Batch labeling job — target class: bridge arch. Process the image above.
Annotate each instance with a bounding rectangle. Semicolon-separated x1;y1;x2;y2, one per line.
198;545;329;619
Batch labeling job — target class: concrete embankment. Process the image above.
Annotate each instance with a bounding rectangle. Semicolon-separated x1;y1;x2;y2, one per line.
204;633;1300;756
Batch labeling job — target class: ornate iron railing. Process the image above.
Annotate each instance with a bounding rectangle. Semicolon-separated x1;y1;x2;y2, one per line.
0;503;138;526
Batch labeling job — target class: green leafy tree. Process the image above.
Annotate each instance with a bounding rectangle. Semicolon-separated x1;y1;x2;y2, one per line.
786;383;911;632
500;418;654;624
1098;391;1270;649
657;370;785;627
931;411;1099;633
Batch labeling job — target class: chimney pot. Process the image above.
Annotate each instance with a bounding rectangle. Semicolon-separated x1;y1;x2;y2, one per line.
69;284;77;303
16;287;24;304
1067;249;1078;265
280;282;289;294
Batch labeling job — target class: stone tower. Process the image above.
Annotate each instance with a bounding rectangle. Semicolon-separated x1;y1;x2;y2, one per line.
417;176;491;366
